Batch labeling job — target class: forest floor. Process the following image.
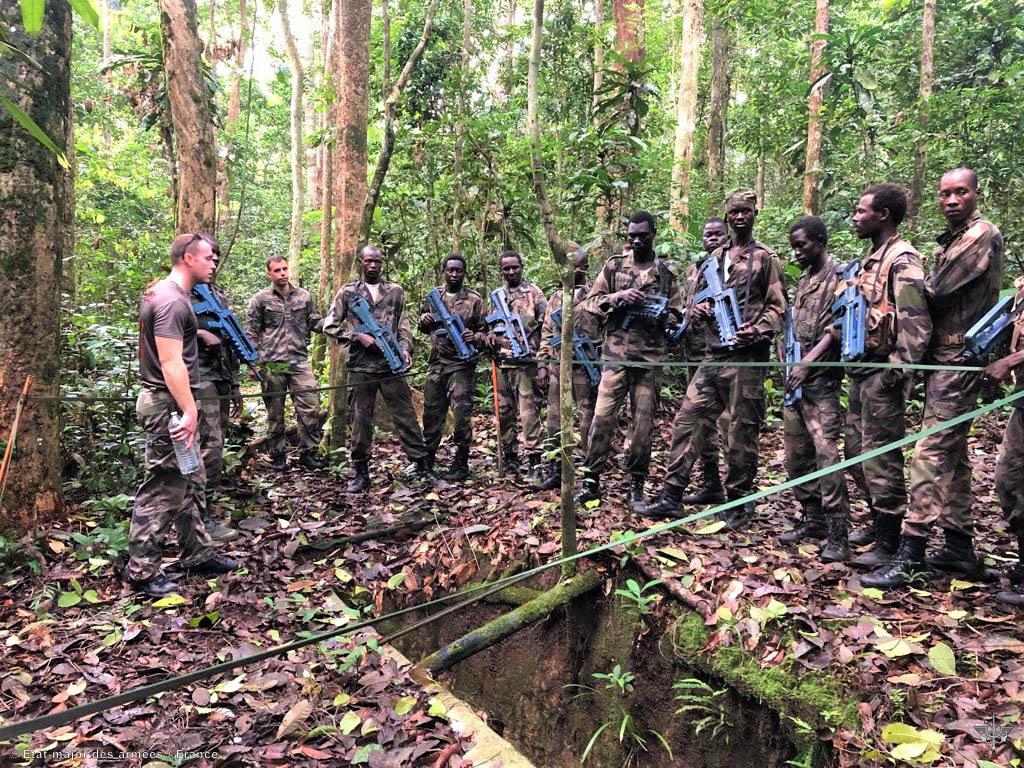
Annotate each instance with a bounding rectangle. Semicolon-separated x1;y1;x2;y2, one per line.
1;392;1023;767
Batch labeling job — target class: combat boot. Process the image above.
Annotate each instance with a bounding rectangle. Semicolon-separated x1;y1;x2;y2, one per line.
820;514;850;563
200;513;238;543
723;500;756;531
127;572;177;597
925;528;984;579
680;462;726;505
413;457;446;488
186;553;240;575
849;503;879;547
270;452;287;471
298;451;325;470
533;460;561;491
574;469;600;505
997;534;1024;606
779;506;827;544
442;445;471;483
861;535;927;589
345;461;371;494
628;474;647;515
850;513;901;569
641;483;685;520
501;442;520;476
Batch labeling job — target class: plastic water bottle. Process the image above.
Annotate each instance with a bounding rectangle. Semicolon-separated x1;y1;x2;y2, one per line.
168;412;200;475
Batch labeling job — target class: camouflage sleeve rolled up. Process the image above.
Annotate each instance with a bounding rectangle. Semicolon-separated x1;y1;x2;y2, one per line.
308;296;324;334
746;253;787;339
891;253;932;367
321;287;351;348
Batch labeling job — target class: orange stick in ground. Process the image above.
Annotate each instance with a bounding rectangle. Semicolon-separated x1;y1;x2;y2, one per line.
0;375;34;506
490;361;503;477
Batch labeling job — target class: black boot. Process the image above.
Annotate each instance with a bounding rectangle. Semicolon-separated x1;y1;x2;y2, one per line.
642;483;685;520
270;452;287;470
997;534;1024;606
925;528;984;579
413;457;446;488
345;461;370;493
849;503;879;547
533;460;561;491
861;535;927;589
628;474;647;515
501;442;520;476
299;451;325;469
574;469;600;504
723;500;756;531
850;513;901;569
820;514;850;563
442;445;470;483
680;462;726;505
779;506;827;544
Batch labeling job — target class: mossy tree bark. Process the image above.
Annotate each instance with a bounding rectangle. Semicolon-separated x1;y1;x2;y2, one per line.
0;0;71;532
706;13;730;203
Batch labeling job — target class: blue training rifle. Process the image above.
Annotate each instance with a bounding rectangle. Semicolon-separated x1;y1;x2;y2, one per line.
425;288;477;361
688;255;741;347
782;306;802;408
830;259;867;361
965;294;1022;360
548;307;601;387
485;288;531;359
191;284;264;382
349;295;406;373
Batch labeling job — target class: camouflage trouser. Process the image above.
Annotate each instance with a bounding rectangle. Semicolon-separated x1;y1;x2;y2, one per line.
127;388;214;582
197;379;231;513
996;406;1024;534
260;361;321;455
783;381;849;519
349;369;428;463
584;365;657;476
670;364;724;483
904;370;982;538
496;364;543;454
846;371;907;518
544;363;597;454
663;359;765;498
423;364;475;455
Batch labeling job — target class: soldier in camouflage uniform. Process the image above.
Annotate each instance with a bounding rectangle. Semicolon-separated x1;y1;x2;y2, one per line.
645;190;786;529
534;246;601;490
827;185;931;581
192;247;243;542
984;277;1024;606
246;257;324;470
670;218;731;505
485;250;548;479
127;233;238;597
577;211;683;511
418;252;485;482
777;216;850;562
866;170;1001;588
323;246;441;492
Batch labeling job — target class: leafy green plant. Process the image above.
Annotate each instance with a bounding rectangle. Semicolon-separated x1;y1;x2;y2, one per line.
674;678;733;743
614;578;662;615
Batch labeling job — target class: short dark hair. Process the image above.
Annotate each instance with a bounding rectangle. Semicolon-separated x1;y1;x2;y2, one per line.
498;249;522;266
703;217;727;230
266;255;287;269
943;167;979;189
789;215;828;245
170;232;219;265
865;183;908;226
443;251;467;270
628;210;657;232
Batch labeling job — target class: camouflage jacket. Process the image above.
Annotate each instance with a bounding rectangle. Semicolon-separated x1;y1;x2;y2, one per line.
487;280;547;368
791;256;843;387
581;253;683;363
679;261;712;361
1009;278;1024;408
836;235;931;376
246;283;322;365
702;239;786;359
538;282;602;360
419;286;485;370
192;282;241;385
323;280;414;373
926;211;1003;364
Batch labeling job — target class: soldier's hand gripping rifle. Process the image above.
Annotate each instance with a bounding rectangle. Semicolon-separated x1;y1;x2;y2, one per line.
191;284;264;382
548;307;601;387
485;288;531;359
349;296;407;373
621;295;669;330
965;294;1024;361
674;255;741;347
781;307;802;408
425;288;477;361
830;259;867;361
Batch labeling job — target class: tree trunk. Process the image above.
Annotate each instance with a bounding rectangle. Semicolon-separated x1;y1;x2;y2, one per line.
613;0;645;64
907;0;936;232
327;0;372;449
160;0;217;234
451;0;472;249
706;14;729;203
0;0;70;532
801;0;829;214
227;0;246;130
304;31;318;211
668;0;703;234
312;0;337;376
382;0;391;96
359;0;442;243
278;0;306;277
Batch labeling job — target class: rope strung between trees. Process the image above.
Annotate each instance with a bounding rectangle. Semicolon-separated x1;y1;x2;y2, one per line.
1;386;1022;742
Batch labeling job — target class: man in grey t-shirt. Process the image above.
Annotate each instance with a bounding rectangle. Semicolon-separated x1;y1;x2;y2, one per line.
127;233;239;597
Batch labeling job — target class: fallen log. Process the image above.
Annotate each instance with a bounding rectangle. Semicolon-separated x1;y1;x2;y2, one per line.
636;558;710;615
418;569;602;673
300;516;431;550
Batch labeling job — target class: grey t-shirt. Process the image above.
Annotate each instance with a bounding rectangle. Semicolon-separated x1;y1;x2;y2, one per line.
139;280;200;389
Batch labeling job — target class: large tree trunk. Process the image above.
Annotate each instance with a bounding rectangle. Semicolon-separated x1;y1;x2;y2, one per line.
668;0;703;234
227;0;246;129
907;0;936;232
451;0;472;249
706;13;729;203
382;0;391;95
160;0;217;234
327;0;372;448
801;0;829;214
312;0;337;375
278;0;306;277
613;0;645;64
303;31;318;211
0;0;70;531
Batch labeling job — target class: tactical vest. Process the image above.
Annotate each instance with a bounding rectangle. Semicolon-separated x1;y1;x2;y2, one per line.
856;237;916;358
